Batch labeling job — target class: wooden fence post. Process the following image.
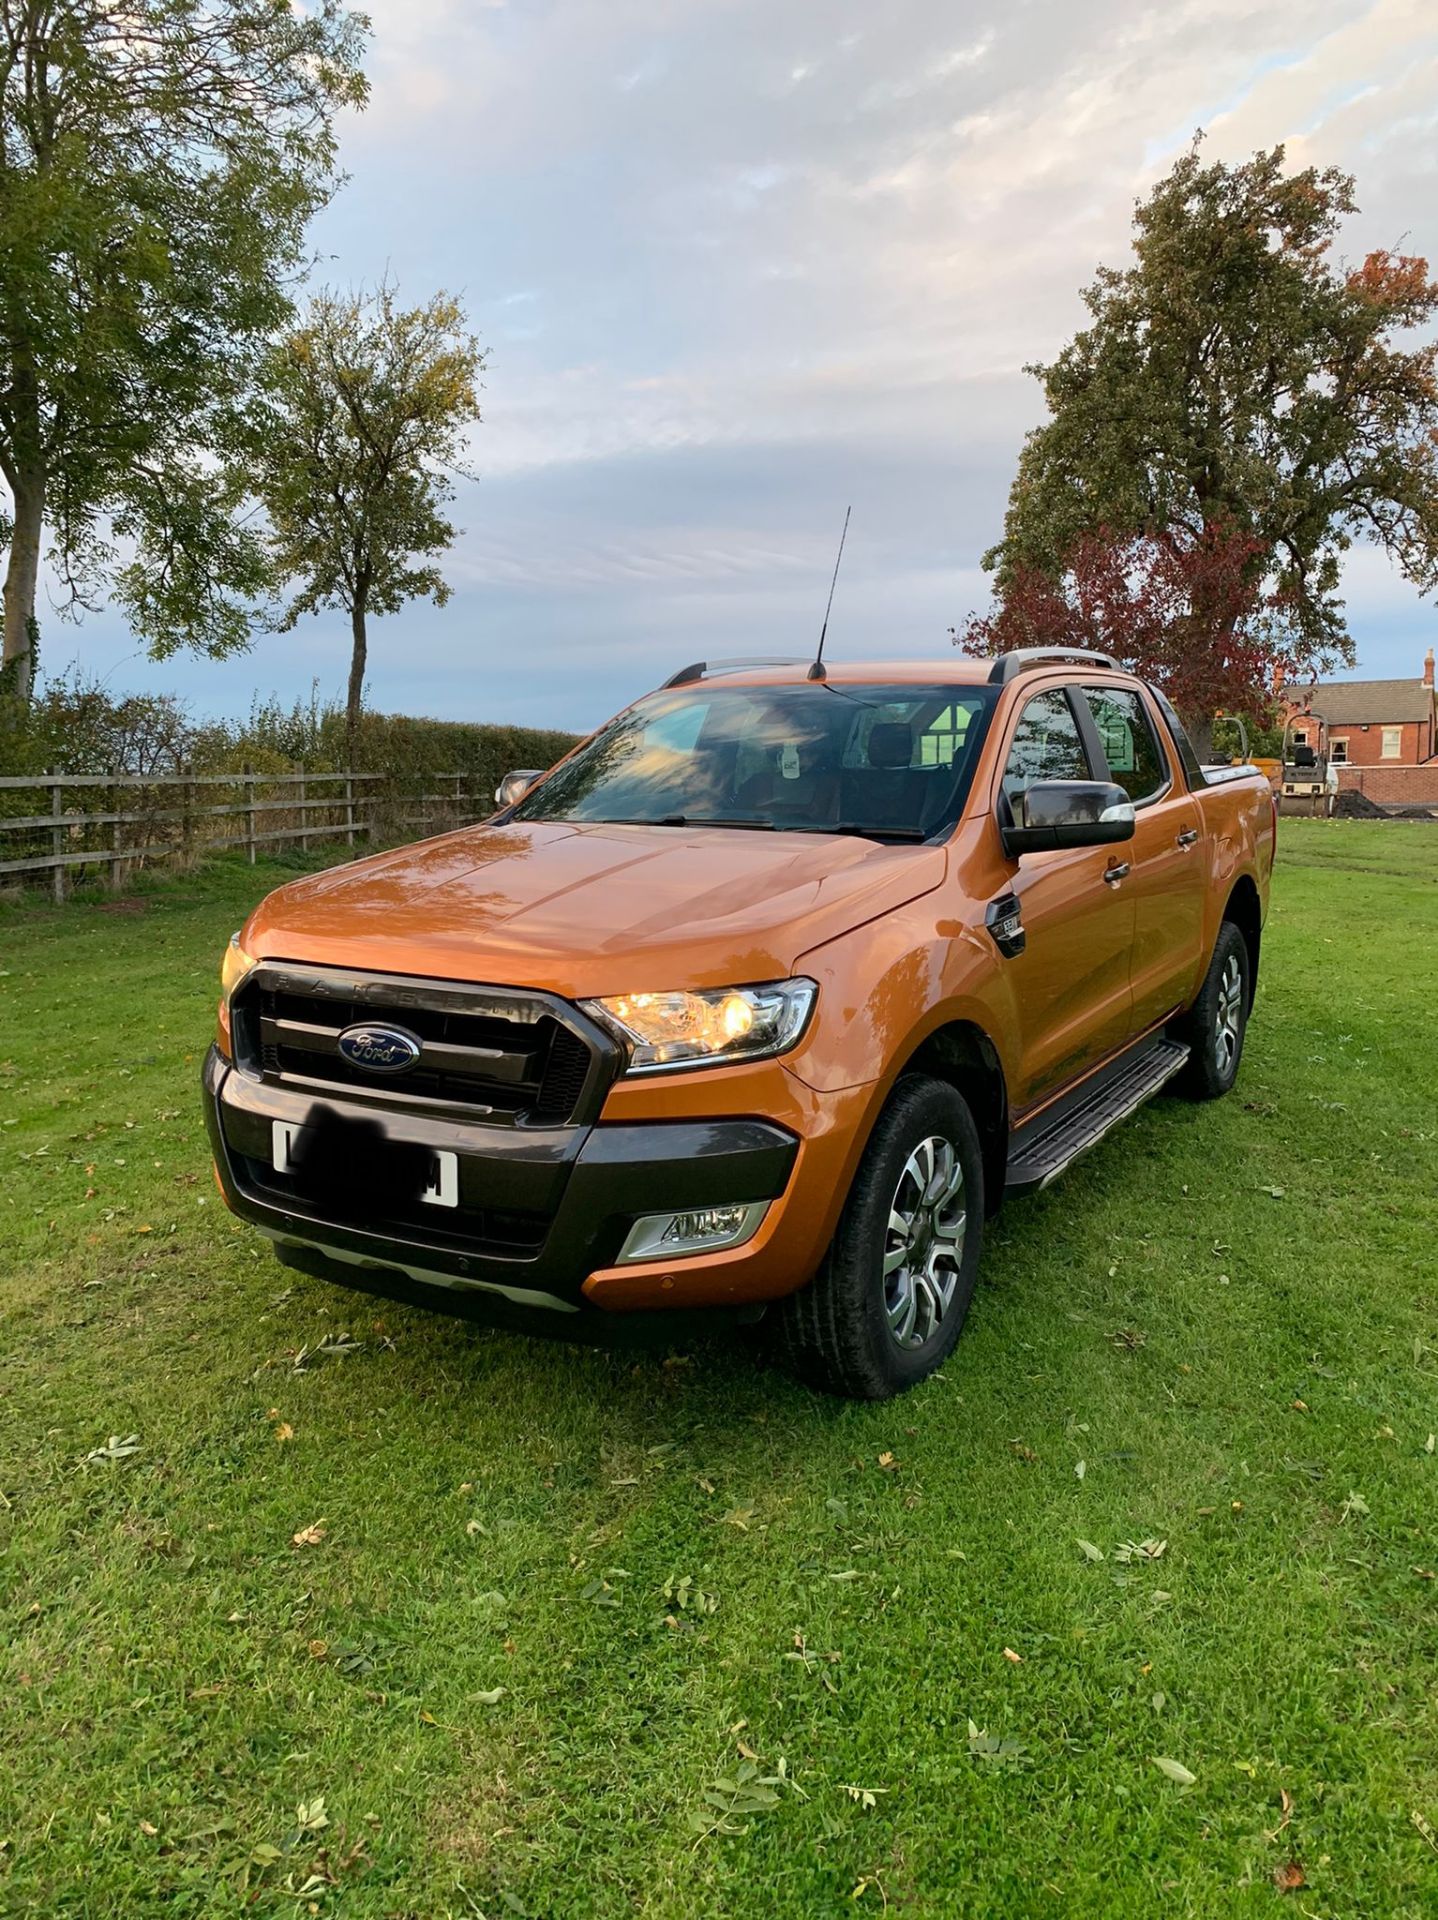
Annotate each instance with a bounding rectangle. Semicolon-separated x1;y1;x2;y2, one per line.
298;764;308;851
180;763;194;868
49;768;64;905
243;762;256;863
344;771;355;849
109;769;123;890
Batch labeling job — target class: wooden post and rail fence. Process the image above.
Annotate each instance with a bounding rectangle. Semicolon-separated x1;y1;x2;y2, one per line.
0;766;502;902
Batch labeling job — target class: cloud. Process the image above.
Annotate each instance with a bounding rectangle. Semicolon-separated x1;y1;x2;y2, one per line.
97;0;1438;726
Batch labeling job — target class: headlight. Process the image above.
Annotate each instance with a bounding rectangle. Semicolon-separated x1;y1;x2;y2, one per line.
221;930;257;1002
582;978;817;1074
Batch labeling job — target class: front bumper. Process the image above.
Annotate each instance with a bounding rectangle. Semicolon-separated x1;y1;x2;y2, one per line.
202;1046;803;1320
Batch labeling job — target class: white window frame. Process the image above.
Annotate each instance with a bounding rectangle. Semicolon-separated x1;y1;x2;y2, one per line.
1330;737;1349;763
1381;725;1403;760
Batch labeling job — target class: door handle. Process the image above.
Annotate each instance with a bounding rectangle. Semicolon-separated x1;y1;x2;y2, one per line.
1176;828;1199;847
1103;861;1130;886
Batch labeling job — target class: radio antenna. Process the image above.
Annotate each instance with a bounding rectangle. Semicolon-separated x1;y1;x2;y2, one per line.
807;505;851;681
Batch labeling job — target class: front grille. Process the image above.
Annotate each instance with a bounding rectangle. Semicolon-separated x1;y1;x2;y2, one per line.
233;965;610;1127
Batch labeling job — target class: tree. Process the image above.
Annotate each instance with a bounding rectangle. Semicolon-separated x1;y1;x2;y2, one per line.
982;143;1438;724
255;283;487;763
0;0;369;700
955;519;1308;755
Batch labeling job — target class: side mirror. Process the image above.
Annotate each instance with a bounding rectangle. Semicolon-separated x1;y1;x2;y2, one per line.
494;768;544;809
1002;780;1135;858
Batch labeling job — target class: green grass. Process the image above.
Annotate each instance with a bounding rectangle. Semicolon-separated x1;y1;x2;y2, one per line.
1;822;1436;1918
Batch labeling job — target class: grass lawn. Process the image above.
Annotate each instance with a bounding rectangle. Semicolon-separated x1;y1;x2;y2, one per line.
2;820;1436;1918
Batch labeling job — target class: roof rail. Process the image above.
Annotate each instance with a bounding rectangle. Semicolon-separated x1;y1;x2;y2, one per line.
987;647;1122;684
661;656;814;689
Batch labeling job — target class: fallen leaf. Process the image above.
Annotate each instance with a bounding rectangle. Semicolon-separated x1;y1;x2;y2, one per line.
1002;1647;1022;1664
273;1421;295;1443
877;1452;898;1471
1150;1756;1197;1787
138;1820;158;1837
472;1686;506;1706
292;1520;327;1548
1273;1862;1306;1892
1077;1539;1105;1562
1265;1787;1294;1841
721;1507;756;1530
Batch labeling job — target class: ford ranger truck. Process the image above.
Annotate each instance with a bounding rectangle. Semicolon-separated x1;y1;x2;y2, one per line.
203;647;1276;1400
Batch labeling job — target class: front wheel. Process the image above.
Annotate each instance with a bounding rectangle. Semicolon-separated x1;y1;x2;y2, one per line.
773;1075;984;1399
1172;921;1250;1101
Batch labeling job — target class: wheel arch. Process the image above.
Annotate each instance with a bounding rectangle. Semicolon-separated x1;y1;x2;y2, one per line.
1222;874;1262;1008
895;1017;1009;1214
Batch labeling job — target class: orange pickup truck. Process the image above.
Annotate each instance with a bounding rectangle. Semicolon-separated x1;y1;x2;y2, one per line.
204;648;1276;1398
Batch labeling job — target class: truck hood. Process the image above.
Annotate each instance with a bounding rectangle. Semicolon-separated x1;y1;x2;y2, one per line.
242;819;947;997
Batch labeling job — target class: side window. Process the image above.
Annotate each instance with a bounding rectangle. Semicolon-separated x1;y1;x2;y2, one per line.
1149;688;1208;790
1001;687;1092;804
1080;685;1169;803
917;702;970;768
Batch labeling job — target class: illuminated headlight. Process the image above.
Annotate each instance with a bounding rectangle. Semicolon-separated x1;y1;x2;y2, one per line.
221;930;257;1002
617;1201;769;1264
581;978;817;1074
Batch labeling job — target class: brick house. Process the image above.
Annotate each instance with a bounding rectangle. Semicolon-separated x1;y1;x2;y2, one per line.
1282;646;1438;805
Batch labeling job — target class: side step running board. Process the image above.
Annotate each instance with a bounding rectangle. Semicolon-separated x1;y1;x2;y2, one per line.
1005;1039;1189;1195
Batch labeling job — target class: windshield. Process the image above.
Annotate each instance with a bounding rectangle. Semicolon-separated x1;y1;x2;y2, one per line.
510;682;998;842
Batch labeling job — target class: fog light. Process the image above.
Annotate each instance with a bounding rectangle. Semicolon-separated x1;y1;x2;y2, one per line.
616;1200;769;1265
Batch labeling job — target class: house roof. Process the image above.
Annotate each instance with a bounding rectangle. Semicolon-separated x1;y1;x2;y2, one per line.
1296;678;1437;724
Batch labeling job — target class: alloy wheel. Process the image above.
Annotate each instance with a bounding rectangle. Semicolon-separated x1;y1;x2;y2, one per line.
1214;952;1244;1077
882;1134;967;1351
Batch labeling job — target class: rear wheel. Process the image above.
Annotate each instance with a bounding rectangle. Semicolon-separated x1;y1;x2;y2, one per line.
774;1074;984;1399
1173;921;1250;1100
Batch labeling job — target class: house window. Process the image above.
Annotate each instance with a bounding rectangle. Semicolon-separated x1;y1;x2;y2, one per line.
1291;728;1308;746
1381;726;1403;760
1331;738;1348;763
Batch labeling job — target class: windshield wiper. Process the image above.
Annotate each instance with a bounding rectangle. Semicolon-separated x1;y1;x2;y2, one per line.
790;822;929;842
605;814;777;831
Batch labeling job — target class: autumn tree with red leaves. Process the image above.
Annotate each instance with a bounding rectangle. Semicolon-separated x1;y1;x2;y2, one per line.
955;521;1311;739
967;144;1438;750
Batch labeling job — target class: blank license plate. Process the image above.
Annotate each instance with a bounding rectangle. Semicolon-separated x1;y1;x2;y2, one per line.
272;1120;459;1208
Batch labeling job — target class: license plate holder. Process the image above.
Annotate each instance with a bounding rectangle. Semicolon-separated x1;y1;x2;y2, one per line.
273;1117;459;1208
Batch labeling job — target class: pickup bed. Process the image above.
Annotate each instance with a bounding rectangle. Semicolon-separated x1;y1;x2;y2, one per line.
203;647;1276;1398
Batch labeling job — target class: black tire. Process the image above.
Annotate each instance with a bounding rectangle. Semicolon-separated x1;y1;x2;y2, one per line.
1172;920;1250;1101
773;1074;985;1400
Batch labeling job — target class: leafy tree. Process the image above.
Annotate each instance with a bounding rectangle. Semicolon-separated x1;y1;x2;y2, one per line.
255;282;487;763
0;0;369;700
955;518;1308;756
981;144;1438;732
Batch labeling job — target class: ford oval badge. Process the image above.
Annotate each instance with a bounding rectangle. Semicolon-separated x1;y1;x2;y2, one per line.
336;1022;423;1074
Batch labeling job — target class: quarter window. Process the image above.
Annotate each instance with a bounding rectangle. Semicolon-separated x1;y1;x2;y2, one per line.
1001;687;1092;803
1080;685;1168;803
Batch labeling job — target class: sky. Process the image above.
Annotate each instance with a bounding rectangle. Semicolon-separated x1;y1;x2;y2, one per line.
77;0;1438;734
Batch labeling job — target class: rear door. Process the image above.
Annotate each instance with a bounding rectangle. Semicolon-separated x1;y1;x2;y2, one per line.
1078;682;1205;1035
994;683;1135;1110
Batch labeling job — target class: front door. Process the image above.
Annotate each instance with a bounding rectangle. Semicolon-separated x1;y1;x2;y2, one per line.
1078;683;1206;1035
994;684;1136;1111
